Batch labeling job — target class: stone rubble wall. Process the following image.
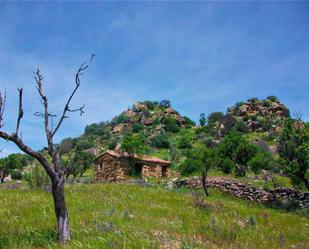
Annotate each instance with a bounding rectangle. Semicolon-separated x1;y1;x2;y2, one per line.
173;176;309;208
94;154;130;181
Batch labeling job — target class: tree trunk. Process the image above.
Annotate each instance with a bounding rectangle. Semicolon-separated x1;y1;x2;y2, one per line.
51;175;70;244
303;177;309;191
201;171;209;196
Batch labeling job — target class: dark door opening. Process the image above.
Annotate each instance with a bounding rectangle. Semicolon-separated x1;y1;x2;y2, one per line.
134;163;143;176
162;165;168;177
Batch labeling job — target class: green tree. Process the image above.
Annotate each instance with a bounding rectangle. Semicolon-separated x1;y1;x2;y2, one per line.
151;133;170;149
121;133;148;175
64;151;95;179
217;131;258;176
59;137;74;155
163;117;180;133
199;113;206;127
278;119;309;190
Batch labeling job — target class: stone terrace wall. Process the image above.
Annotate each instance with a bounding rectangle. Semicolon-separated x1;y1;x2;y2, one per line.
173;177;309;208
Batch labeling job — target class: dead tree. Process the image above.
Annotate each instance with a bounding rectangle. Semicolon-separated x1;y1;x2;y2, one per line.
0;55;94;244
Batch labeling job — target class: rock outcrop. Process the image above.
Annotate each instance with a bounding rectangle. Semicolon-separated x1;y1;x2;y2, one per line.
227;98;290;132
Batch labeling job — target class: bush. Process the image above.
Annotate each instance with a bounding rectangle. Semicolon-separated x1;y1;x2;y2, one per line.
151;133;170;149
132;123;144;133
108;139;118;150
251;115;257;121
235;121;248;133
152;118;161;126
179;146;206;176
247;152;272;174
178;134;192;149
266;95;279;102
183;116;195;128
163;117;180;133
144;101;156;110
24;165;50;189
159;99;171;108
235;101;244;108
218;158;234;174
75;139;92;151
248;97;259;103
10;170;22;180
208;112;224;125
116;114;128;124
262;100;272;107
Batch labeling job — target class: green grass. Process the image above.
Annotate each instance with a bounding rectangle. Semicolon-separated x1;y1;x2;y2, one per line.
0;183;308;249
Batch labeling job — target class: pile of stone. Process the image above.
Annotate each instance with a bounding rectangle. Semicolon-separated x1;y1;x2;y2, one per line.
270;187;309;209
173;176;309;208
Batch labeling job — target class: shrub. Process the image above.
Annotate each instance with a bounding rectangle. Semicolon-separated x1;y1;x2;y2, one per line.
178;134;192;149
235;121;248;133
266;95;279;102
248;97;259;103
108;139;118;150
183;116;195;128
10;170;22;180
248;152;272;174
75;139;92;151
262;100;272;107
179;146;206;176
199;113;206;127
144;101;156;110
235;101;244;108
251;115;257;121
159;99;171;108
132;123;144;133
24;164;50;189
208;112;224;125
217;131;258;175
221;114;237;135
218;158;234;174
116;114;127;123
152;118;161;126
163;117;180;133
151;133;170;149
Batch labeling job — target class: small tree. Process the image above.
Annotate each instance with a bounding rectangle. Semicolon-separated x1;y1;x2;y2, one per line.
0;55;94;244
278;119;309;190
121;133;147;175
199;113;206;127
64;151;95;179
160;99;171;108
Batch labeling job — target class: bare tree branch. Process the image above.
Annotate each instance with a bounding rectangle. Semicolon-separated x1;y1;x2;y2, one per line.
15;88;24;136
0;89;6;128
52;56;93;137
0;130;55;178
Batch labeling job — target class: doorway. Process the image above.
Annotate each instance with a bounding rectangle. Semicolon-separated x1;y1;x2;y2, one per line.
162;165;168;177
134;163;143;176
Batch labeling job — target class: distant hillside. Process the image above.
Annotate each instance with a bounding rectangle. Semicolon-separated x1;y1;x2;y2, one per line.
58;96;291;160
227;96;290;132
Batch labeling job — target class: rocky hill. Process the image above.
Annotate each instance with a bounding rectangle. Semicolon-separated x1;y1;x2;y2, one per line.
226;96;290;132
110;100;194;134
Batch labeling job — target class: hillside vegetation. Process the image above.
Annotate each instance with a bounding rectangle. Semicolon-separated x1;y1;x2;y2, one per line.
1;183;308;249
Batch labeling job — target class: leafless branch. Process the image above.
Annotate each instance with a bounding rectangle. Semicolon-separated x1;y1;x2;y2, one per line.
52;55;93;137
15;88;24;136
0;130;55;177
0;89;6;128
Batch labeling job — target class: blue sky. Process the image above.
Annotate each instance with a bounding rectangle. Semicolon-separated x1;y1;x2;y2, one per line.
0;2;308;157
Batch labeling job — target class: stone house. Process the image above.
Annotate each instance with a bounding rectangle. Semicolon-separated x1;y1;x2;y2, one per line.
93;150;171;181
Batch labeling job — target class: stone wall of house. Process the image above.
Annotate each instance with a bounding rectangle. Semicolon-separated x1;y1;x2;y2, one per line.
94;154;130;181
142;164;170;178
173;177;309;208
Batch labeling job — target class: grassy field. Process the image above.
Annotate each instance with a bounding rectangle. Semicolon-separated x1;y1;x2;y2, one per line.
0;182;308;249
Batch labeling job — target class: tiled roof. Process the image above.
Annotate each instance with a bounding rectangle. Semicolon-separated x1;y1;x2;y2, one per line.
94;150;170;165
